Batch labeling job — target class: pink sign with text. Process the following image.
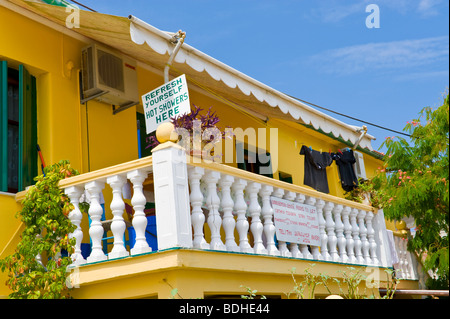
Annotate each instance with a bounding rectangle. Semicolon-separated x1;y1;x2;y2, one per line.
270;196;321;246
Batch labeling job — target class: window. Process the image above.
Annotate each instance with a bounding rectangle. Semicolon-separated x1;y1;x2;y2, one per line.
0;61;37;193
236;142;273;178
278;171;293;184
136;112;155;158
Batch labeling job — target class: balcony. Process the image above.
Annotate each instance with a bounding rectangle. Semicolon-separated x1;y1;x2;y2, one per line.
55;141;396;299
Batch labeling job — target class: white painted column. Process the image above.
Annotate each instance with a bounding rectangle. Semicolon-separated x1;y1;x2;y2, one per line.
333;204;345;263
366;211;379;265
219;174;239;252
324;202;337;261
188;166;209;249
342;206;355;264
232;178;252;253
204;170;226;251
107;175;129;259
247;182;267;254
351;208;364;264
85;181;107;263
259;185;279;256
358;210;370;265
65;186;86;265
128;169;152;255
152;142;193;250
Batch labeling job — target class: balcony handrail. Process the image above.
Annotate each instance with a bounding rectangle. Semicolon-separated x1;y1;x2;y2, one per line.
187;155;376;213
58;156;154;189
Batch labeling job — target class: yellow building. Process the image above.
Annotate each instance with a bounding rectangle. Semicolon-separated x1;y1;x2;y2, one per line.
0;0;422;299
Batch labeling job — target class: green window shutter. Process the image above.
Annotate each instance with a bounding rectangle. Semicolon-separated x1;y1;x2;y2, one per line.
0;61;7;192
18;65;38;191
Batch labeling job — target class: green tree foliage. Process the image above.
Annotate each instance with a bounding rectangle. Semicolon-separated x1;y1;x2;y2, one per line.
0;160;78;298
372;93;449;283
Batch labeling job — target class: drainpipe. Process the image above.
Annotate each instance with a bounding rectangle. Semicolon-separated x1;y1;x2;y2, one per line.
164;30;186;83
352;125;368;150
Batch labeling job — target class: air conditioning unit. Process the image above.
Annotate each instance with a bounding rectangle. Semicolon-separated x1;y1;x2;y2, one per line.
353;151;367;180
81;43;139;111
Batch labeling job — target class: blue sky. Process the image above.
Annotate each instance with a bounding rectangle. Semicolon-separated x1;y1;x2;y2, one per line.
76;0;449;152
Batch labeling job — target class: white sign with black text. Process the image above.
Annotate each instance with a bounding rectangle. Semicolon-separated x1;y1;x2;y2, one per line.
141;74;191;134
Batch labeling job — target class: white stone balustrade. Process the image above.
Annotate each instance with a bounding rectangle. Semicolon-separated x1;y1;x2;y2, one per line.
393;235;419;280
62;141;393;269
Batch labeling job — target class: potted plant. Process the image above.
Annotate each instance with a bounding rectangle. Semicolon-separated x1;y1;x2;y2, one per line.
146;104;232;159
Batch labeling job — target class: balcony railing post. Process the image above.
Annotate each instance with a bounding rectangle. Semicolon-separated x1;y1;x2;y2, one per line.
204;170;226;251
333;204;345;263
188;166;209;249
247;181;266;254
85;181;107;263
152;142;193;250
128;169;152;255
324;202;336;261
106;174;130;259
366;211;379;265
342;206;355;264
65;185;86;266
358;210;370;265
315;199;327;261
232;178;252;253
219;174;239;252
351;208;364;264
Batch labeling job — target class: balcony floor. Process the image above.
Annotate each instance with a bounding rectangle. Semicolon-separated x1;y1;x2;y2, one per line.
68;247;392;299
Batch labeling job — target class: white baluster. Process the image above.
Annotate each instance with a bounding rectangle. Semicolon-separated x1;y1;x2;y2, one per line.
259;185;279;256
106;175;130;259
188;167;209;249
366;211;379;265
401;237;411;279
247;182;267;254
393;236;403;278
333;204;345;263
351;208;363;264
272;188;291;257
342;206;356;264
284;191;301;258
85;181;107;263
232;178;252;253
316;199;327;261
358;210;370;265
324;202;337;261
304;196;318;260
65;186;86;265
219;174;239;252
405;244;416;279
128;169;152;255
204;170;226;251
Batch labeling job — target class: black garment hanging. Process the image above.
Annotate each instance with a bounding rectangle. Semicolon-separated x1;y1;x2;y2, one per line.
300;145;333;193
333;149;358;192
